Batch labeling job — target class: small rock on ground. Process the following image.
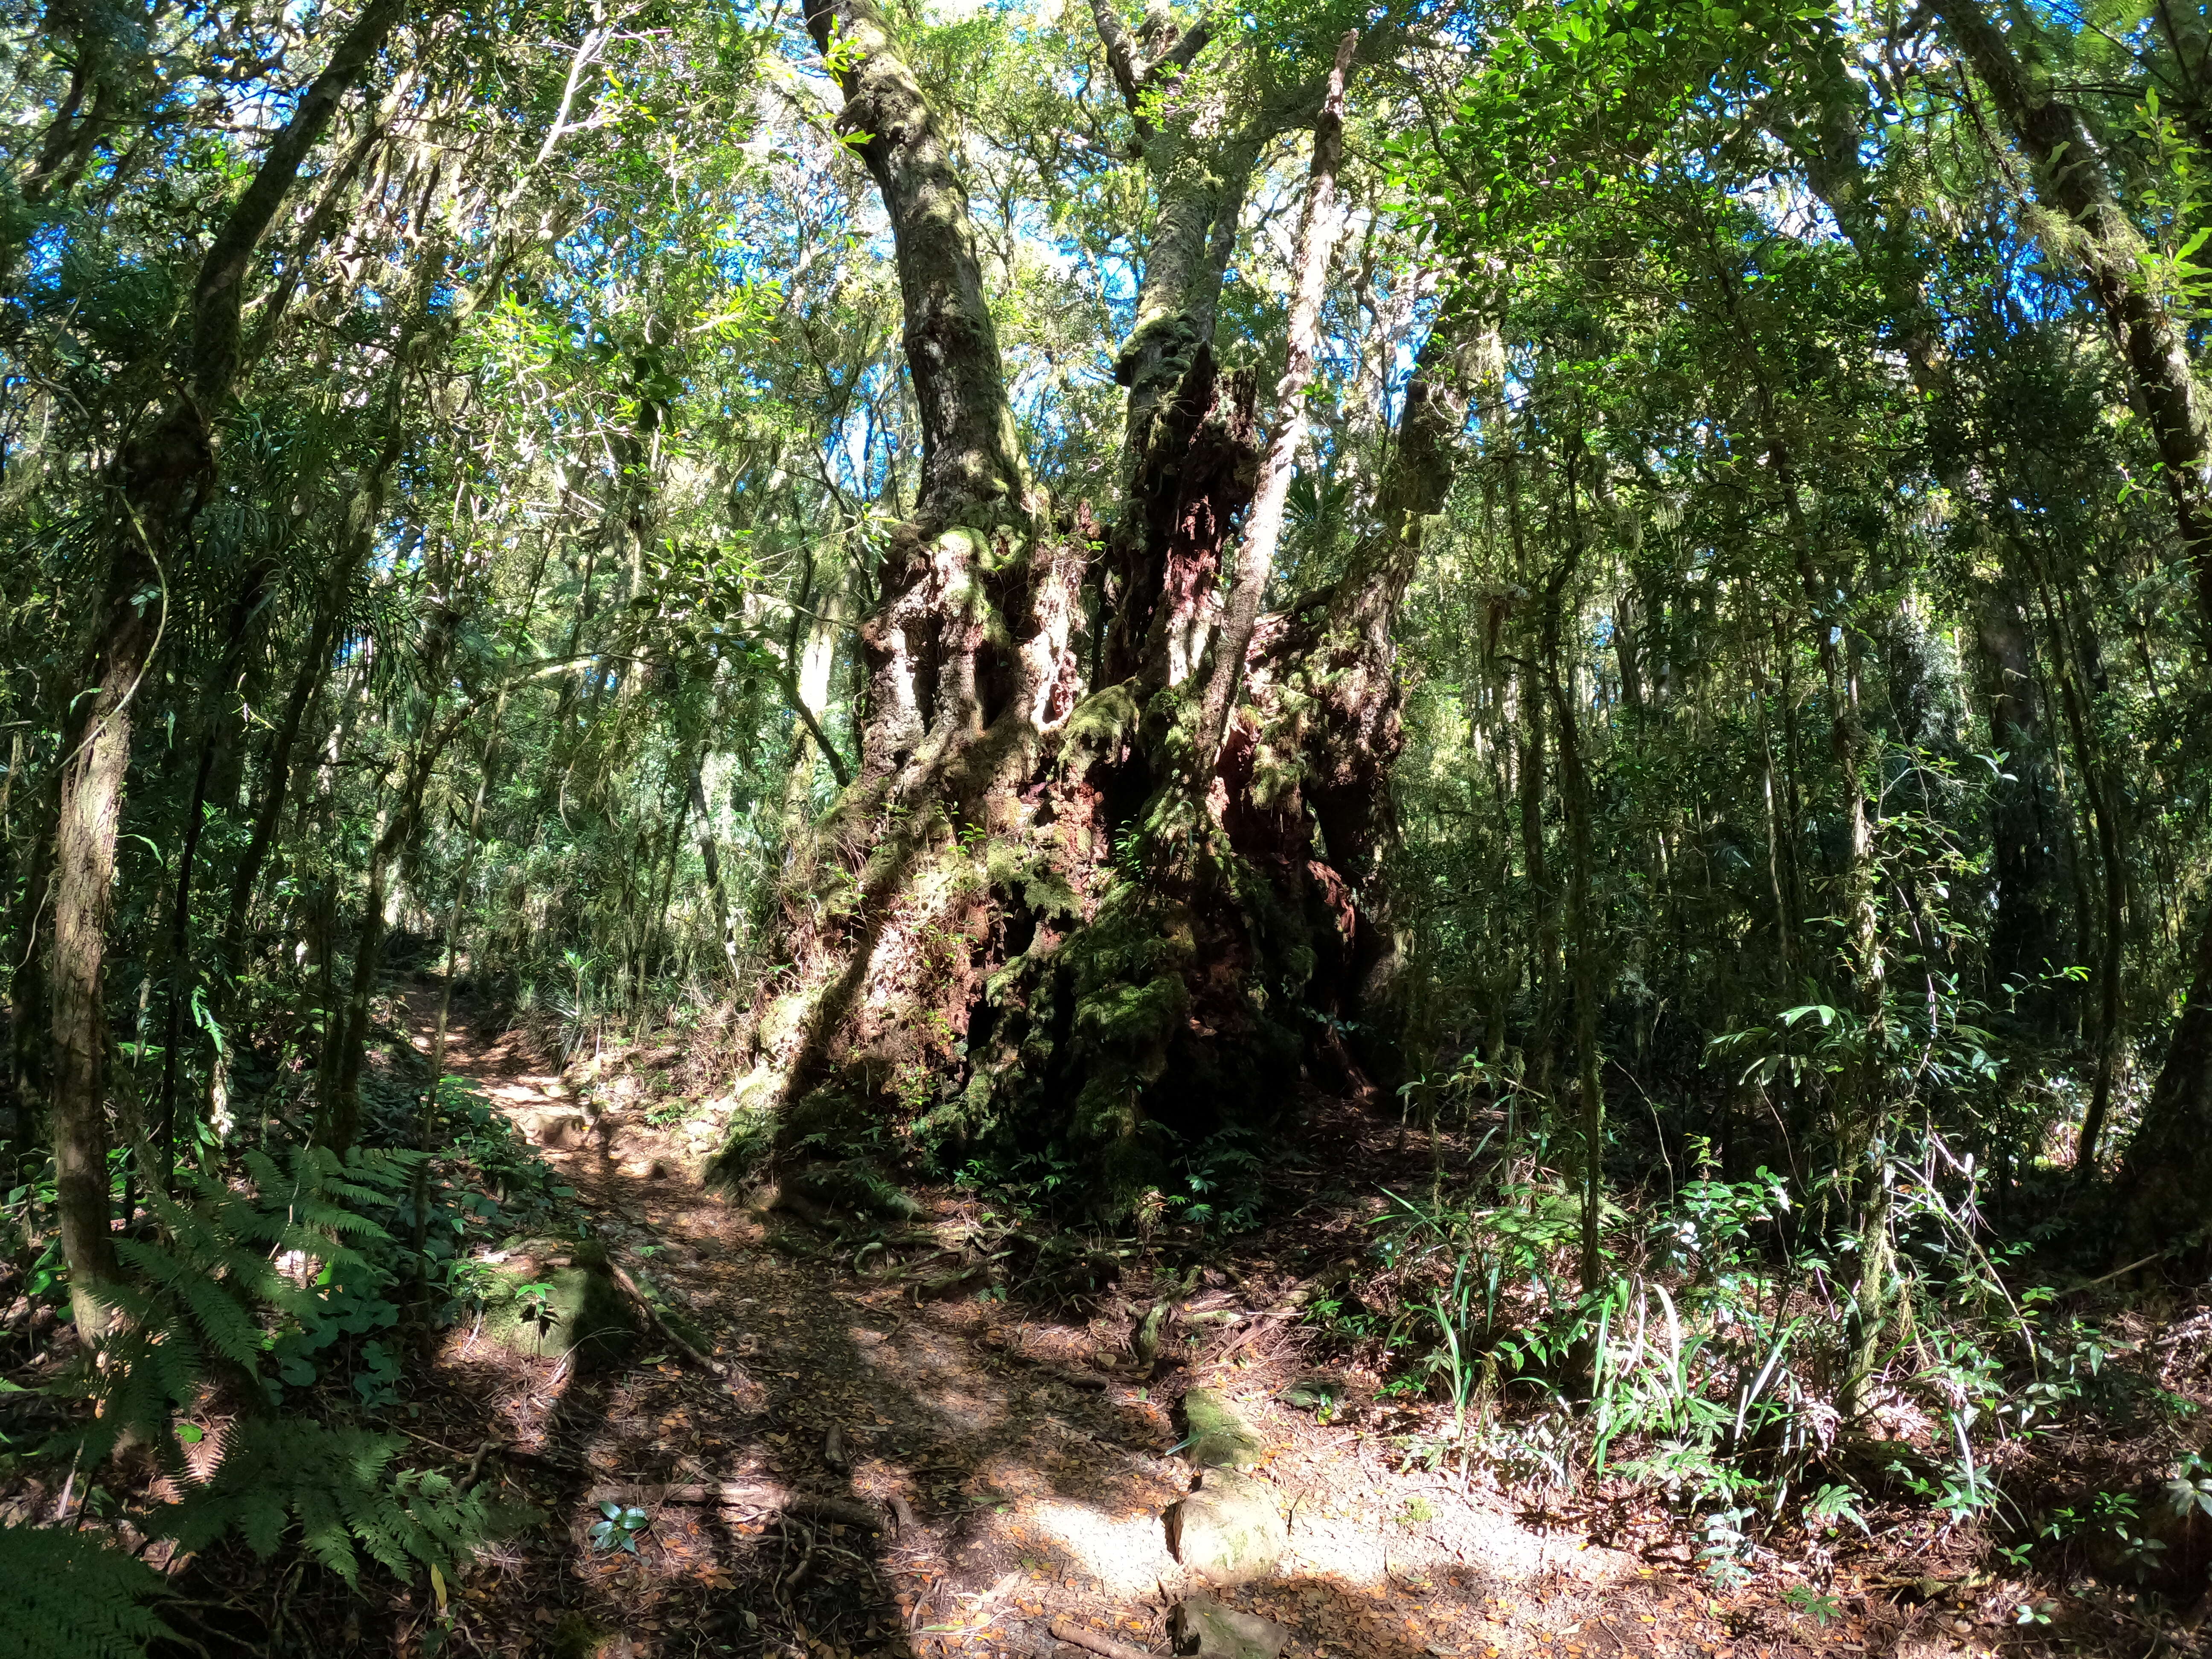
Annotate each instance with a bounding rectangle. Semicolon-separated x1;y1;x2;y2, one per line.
1167;1467;1286;1585
1172;1591;1289;1658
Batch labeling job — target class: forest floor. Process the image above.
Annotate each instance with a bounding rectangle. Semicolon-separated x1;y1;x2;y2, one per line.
378;996;2031;1659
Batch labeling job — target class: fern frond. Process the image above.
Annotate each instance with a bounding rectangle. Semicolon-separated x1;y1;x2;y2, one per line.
148;1421;517;1590
175;1276;265;1369
240;1150;285;1193
0;1525;175;1659
293;1483;360;1585
286;1201;394;1240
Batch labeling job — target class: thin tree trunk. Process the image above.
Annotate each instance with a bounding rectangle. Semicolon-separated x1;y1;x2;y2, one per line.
1933;0;2212;1233
2034;577;2129;1180
43;0;402;1336
1975;577;2060;1007
1550;443;1603;1294
154;557;275;1182
317;724;438;1153
1196;31;1356;770
689;760;742;983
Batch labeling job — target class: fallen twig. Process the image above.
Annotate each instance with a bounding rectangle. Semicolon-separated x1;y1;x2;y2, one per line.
455;1438;506;1496
585;1480;881;1529
777;1515;818;1598
2064;1251;2169;1293
1048;1618;1159;1659
606;1259;727;1377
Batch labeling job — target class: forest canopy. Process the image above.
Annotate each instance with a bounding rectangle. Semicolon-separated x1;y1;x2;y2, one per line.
3;0;2212;1649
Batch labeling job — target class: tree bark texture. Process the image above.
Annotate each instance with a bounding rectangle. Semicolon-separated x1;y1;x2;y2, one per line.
726;10;1465;1207
1197;31;1357;770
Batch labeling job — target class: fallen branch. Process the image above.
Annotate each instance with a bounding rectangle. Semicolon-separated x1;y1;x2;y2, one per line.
1213;1309;1296;1366
454;1438;506;1496
1048;1618;1159;1659
606;1259;727;1377
2064;1251;2169;1293
777;1514;818;1599
994;1343;1118;1391
1038;1365;1112;1391
585;1480;881;1530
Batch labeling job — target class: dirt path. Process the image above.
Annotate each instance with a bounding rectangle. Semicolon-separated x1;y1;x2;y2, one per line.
403;1001;1837;1659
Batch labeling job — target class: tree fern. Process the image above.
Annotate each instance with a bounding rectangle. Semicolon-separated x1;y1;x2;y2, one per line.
0;1526;174;1659
149;1420;519;1588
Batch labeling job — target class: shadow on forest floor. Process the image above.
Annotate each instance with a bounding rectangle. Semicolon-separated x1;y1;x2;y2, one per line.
150;995;1910;1659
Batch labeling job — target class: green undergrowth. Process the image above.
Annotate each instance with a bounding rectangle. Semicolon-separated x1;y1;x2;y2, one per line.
1324;1129;2209;1601
0;1525;176;1659
0;1068;592;1635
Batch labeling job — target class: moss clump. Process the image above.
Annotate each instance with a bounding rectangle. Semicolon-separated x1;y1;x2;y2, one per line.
475;1248;635;1372
707;1106;774;1185
984;836;1082;920
1062;681;1142;763
1180;1386;1266;1469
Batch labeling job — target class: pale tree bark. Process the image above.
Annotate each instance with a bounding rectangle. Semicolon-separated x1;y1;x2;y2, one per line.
1287;282;1487;1070
804;0;1027;530
44;0;403;1339
690;761;742;984
1090;0;1245;476
1196;30;1357;768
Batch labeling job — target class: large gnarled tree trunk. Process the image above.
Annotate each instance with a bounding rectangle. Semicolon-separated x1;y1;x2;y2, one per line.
728;1;1470;1206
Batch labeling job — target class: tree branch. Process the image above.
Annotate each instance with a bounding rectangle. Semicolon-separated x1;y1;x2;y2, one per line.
803;0;1027;529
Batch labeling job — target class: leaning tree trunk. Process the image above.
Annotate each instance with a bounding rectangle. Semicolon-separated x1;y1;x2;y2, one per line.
725;0;1460;1209
41;0;401;1339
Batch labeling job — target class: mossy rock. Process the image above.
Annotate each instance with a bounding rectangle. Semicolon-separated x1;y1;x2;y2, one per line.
1166;1468;1285;1584
1180;1387;1265;1469
476;1251;636;1372
1171;1592;1289;1658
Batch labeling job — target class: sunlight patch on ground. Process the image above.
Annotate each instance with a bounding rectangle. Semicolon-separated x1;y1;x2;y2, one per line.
1286;1496;1639;1593
856;1332;1010;1433
1027;1496;1175;1598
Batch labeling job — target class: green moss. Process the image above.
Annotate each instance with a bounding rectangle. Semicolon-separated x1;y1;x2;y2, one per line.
1062;681;1142;762
706;1106;774;1184
1181;1386;1267;1468
983;835;1083;920
476;1256;635;1372
549;1613;619;1659
1074;973;1188;1050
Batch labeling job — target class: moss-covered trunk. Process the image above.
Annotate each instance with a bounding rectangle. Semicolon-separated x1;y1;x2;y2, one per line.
733;0;1464;1210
